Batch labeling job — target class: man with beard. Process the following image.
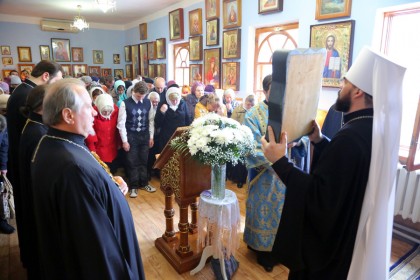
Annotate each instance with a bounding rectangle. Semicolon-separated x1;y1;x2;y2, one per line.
31;78;145;279
260;47;406;279
6;60;63;269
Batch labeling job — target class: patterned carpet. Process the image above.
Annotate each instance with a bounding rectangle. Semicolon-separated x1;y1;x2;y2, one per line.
389;243;420;280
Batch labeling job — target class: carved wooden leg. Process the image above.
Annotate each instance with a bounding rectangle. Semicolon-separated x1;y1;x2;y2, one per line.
176;204;193;257
189;199;198;234
162;188;176;242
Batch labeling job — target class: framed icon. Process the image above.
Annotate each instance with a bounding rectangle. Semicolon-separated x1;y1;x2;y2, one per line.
223;0;241;29
51;38;70;62
156;38;166;59
189;8;203;36
139;23;147;40
72;47;84;62
124;46;132;62
2;57;13;65
60;64;72;76
2;69;13;79
205;0;220;20
258;0;283;14
310;20;355;87
114;68;124;78
131;44;139;78
1;46;11;55
147;41;157;60
222;62;240;90
17;46;32;62
140;43;149;76
169;8;184;41
148;64;156;78
206;19;219;46
189;36;203;61
88;66;101;76
113;54;120;64
93;50;104;64
40;45;50;60
17;64;35;75
126;64;132;79
223;29;241;59
315;0;352;20
72;64;87;77
101;68;112;77
156;64;166;80
204;48;221;88
190;64;203;83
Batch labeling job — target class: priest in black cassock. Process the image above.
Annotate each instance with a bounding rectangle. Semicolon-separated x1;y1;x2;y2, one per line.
260;47;406;279
18;85;48;279
7;60;63;268
31;78;145;279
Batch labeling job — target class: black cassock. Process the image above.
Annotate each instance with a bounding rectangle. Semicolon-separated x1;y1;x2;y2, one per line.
19;112;48;278
154;99;191;152
271;108;373;279
6;79;36;266
31;127;145;280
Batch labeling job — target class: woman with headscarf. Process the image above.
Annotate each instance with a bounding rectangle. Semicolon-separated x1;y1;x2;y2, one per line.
113;80;127;107
88;86;106;105
181;85;190;99
147;91;160;180
185;81;204;122
0;83;10;115
154;87;191;152
85;93;121;173
230;94;256;187
223;88;239;118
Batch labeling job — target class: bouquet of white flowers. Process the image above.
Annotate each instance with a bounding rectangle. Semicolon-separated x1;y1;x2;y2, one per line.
171;113;255;166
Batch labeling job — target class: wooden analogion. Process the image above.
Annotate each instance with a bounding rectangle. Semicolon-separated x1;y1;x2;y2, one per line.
153;127;211;273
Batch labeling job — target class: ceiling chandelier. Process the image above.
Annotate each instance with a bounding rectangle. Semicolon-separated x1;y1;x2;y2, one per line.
96;0;117;13
71;5;89;31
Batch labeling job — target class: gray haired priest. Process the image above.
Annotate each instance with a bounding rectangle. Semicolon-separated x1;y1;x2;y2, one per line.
31;79;145;279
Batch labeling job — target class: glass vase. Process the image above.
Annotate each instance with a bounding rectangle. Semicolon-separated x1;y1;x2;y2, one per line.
211;164;226;200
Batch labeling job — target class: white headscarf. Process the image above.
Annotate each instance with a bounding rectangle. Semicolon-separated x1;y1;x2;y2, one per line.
89;86;106;100
166;87;181;111
94;93;114;120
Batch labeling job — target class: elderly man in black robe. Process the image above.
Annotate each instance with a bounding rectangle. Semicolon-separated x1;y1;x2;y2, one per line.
261;47;406;279
31;78;145;279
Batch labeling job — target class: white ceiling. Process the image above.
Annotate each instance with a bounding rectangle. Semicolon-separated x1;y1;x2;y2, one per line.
0;0;187;26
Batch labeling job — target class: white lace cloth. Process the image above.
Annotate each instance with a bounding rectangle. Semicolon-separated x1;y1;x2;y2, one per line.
197;189;240;258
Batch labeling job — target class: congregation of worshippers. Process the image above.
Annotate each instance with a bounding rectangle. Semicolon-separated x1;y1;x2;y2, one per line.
0;64;261;278
0;39;408;280
0;1;413;277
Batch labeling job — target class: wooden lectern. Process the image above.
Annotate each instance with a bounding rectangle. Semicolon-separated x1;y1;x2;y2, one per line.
153;127;211;273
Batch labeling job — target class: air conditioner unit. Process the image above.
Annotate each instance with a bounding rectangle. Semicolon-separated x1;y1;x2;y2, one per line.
40;19;78;33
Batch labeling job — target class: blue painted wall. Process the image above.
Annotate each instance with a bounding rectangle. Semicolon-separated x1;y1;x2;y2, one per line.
122;0;418;107
0;0;417;107
0;21;125;73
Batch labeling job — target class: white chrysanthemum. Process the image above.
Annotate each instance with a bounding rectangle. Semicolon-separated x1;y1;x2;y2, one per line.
210;130;229;146
171;113;256;166
225;117;240;127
